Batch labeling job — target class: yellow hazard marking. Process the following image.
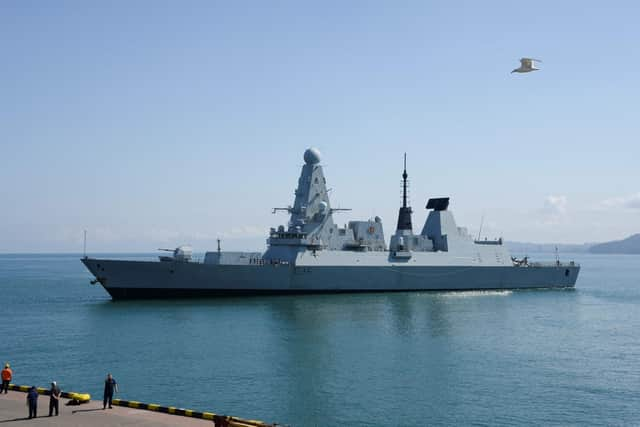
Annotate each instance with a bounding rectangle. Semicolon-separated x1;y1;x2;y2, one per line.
6;384;270;426
10;384;274;424
12;384;90;403
230;422;259;427
69;392;91;402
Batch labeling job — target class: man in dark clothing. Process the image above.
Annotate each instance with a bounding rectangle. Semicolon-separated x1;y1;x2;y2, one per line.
27;386;38;419
49;381;61;416
103;373;118;409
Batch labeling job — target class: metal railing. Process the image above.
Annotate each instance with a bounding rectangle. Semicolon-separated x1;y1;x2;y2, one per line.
525;261;579;267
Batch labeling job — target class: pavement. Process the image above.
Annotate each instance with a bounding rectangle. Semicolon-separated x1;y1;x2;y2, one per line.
0;390;213;426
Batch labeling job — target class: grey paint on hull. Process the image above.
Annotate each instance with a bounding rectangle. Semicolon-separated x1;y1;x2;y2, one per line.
82;258;578;300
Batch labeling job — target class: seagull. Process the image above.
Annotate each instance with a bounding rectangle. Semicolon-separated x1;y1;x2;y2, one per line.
511;58;542;73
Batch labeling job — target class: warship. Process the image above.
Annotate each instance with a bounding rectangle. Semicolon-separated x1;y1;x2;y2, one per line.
82;148;579;299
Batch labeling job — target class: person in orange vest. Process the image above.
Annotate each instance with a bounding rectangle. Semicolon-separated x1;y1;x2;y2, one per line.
1;363;11;394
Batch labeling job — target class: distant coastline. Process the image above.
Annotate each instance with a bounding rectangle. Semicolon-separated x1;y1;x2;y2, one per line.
1;233;639;255
588;234;640;254
508;233;640;255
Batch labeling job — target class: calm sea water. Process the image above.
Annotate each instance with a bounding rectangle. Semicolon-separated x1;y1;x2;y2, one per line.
0;253;638;426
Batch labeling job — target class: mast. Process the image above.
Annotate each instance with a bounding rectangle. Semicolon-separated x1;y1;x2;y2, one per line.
396;153;413;231
402;153;408;208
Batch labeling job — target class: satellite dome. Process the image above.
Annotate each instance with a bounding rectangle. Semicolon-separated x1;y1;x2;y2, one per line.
304;147;322;165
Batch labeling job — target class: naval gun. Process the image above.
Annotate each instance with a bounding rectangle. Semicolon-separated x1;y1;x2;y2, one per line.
158;245;193;262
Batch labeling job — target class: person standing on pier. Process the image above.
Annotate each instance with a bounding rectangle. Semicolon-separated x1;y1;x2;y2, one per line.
1;363;11;393
49;381;61;416
103;373;118;409
27;386;38;419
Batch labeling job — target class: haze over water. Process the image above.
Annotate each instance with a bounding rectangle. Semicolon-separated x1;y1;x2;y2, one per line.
1;253;638;426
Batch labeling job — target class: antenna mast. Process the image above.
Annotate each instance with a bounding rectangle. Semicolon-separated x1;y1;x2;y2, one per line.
402;153;408;208
395;153;413;231
83;230;87;258
477;214;485;241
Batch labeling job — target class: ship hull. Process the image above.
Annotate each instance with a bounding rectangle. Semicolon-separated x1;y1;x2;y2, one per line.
82;258;579;300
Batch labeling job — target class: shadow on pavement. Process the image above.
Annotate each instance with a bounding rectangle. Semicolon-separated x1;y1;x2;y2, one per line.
72;408;105;414
0;417;32;423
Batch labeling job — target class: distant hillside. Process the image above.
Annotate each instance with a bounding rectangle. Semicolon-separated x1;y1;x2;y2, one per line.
589;234;640;254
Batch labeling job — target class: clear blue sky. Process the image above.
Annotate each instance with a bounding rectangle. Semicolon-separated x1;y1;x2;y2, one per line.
1;1;638;252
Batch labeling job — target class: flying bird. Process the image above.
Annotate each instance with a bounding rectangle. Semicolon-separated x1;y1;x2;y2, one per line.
511;58;542;73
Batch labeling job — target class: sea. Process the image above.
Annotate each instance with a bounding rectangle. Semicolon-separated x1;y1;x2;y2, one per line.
0;253;638;426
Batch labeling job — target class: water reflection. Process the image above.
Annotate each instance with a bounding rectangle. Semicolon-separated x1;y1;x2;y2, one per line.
80;289;581;425
260;291;512;424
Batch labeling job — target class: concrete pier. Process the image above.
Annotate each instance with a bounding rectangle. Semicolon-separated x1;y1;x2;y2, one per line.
0;390;213;426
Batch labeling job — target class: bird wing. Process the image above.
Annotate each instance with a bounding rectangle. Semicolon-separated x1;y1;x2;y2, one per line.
521;57;542;65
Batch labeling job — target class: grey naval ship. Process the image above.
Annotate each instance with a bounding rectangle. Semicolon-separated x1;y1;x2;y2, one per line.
82;148;579;299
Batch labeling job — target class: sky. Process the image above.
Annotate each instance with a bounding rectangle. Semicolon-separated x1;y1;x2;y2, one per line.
1;0;639;252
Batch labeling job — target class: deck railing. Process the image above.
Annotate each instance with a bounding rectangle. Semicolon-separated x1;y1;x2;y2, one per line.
525;261;579;268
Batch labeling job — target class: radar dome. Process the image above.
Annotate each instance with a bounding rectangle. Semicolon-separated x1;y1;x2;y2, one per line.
304;147;322;165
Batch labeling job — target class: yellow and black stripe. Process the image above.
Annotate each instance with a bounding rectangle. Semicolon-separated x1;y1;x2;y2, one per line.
8;384;272;426
112;399;273;426
8;384;91;403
